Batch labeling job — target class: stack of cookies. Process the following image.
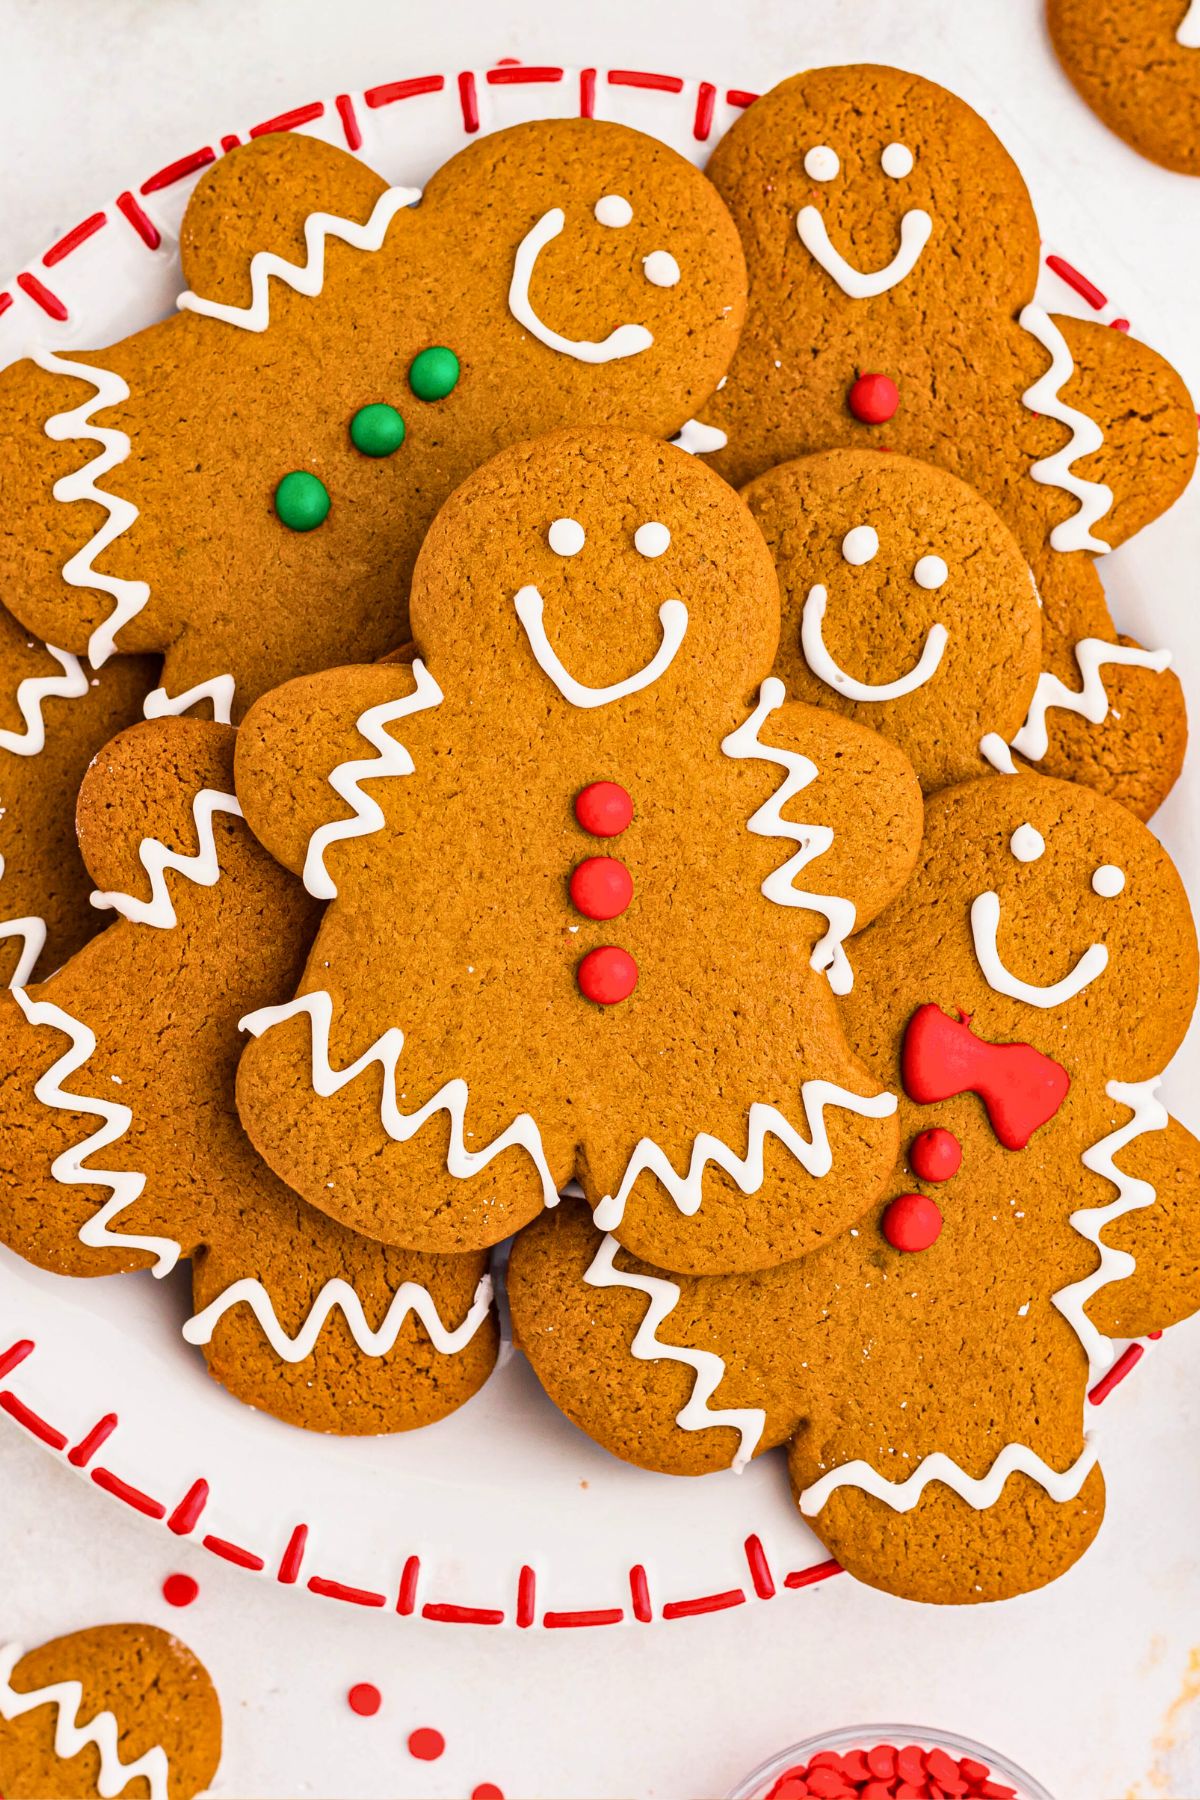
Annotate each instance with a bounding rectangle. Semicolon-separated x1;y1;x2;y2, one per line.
1;65;1197;1607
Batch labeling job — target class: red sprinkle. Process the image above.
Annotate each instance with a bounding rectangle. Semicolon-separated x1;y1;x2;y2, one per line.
569;855;633;921
848;371;899;424
909;1126;962;1183
161;1573;198;1607
574;780;633;837
868;1747;898;1781
898;1748;928;1785
408;1726;445;1761
765;1776;811;1800
347;1683;381;1717
882;1191;943;1252
577;944;638;1005
958;1763;989;1785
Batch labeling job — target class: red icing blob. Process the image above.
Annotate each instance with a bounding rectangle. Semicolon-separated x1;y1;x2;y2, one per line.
909;1126;962;1183
569;855;633;921
902;1003;1070;1151
408;1726;445;1761
574;780;633;837
882;1192;943;1252
348;1683;381;1717
161;1573;198;1608
848;371;899;424
577;945;638;1005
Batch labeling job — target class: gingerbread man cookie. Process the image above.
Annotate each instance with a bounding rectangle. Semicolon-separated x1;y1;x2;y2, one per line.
1049;0;1200;175
0;1624;220;1800
0;601;154;986
234;428;922;1273
0;716;497;1433
743;449;1044;792
509;772;1200;1601
694;66;1195;818
0;120;745;723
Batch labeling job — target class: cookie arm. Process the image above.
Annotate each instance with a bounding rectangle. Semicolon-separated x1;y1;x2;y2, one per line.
1085;1111;1200;1340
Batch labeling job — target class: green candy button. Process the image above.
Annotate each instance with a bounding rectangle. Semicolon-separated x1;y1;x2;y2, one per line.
350;402;406;457
274;469;330;531
408;345;460;402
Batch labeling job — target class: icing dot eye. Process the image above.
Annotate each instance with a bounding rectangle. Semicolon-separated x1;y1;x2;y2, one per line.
634;521;671;559
913;554;948;589
1010;823;1045;863
408;345;460;402
804;145;840;181
1092;864;1126;897
594;194;633;228
881;141;914;178
642;250;680;289
349;403;405;458
841;525;879;565
548;517;585;557
274;470;330;532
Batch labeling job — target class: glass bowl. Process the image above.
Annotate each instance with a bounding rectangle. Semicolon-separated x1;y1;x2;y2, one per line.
727;1723;1055;1800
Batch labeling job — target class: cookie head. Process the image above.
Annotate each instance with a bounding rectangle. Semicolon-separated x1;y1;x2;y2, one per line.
410;427;780;712
743;449;1043;791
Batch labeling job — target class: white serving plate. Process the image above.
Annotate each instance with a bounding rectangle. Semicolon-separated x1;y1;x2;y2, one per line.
0;60;1193;1630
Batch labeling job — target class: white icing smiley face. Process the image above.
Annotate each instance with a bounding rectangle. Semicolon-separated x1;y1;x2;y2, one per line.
799;523;950;703
969;828;1127;1008
517;517;688;706
797;136;932;299
508;197;682;364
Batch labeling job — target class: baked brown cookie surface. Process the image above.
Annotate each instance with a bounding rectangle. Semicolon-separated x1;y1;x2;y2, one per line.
0;1625;220;1800
509;773;1200;1601
0;716;498;1433
1049;0;1200;175
744;450;1043;792
235;428;923;1272
696;65;1195;817
0;120;745;722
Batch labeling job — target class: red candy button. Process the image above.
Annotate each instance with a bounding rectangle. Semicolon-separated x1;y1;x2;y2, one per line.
848;371;899;424
408;1726;445;1761
577;945;638;1005
162;1573;198;1608
569;856;633;920
882;1192;943;1252
574;780;633;837
765;1776;811;1800
347;1683;381;1717
909;1126;962;1183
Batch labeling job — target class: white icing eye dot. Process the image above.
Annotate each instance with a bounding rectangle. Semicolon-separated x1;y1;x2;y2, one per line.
1010;823;1045;863
634;521;671;558
804;145;840;181
643;250;681;288
548;517;585;557
1092;864;1126;897
594;194;633;228
881;141;914;179
841;525;879;566
913;554;948;589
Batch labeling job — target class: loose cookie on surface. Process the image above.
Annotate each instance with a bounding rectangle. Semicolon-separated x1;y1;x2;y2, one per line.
744;450;1043;792
694;65;1195;817
235;428;923;1272
0;120;745;721
0;1624;220;1800
1049;0;1200;175
0;716;497;1434
509;772;1200;1601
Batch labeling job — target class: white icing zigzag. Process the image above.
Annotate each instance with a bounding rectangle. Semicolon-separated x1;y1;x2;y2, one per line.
184;1269;493;1360
0;902;46;990
584;1233;765;1472
11;987;179;1275
177;185;421;333
1053;1078;1168;1382
32;348;148;669
90;788;243;929
1011;638;1172;762
799;1437;1099;1517
721;676;857;995
1019;303;1113;555
0;1643;169;1800
303;661;443;900
0;644;89;755
143;673;236;726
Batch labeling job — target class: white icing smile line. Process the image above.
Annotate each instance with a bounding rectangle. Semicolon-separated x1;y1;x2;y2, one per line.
970;889;1108;1008
90;788;243;929
584;1233;766;1472
184;1270;494;1361
0;1643;170;1800
799;1437;1098;1516
801;585;948;702
514;585;687;707
796;205;932;299
509;208;654;363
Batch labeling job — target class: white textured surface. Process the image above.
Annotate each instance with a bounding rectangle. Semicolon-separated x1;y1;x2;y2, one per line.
2;0;1200;1796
